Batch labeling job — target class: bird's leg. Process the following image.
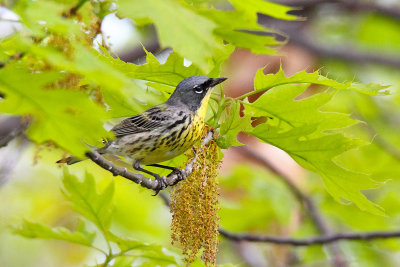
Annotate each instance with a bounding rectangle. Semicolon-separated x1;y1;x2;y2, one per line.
147;163;178;172
133;162;168;195
147;164;185;183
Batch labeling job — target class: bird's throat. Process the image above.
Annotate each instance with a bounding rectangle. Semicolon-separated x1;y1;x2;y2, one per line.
197;91;212;120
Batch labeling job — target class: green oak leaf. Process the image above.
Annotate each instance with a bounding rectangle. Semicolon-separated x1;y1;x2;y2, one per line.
117;0;229;72
230;0;298;21
216;100;251;149
243;70;388;215
198;7;282;54
62;169;114;232
0;65;109;157
1;35;159;117
108;233;179;265
98;47;202;87
15;0;82;37
14;219;95;247
247;67;390;99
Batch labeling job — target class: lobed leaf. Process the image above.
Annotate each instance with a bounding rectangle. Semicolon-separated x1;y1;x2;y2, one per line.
14;219;95;247
230;0;298;21
109;233;179;265
199;7;282;54
216;100;251;149
62;169;114;232
0;65;109;157
117;0;228;72
97;47;202;87
242;69;389;214
1;35;162;117
15;0;82;37
250;68;390;98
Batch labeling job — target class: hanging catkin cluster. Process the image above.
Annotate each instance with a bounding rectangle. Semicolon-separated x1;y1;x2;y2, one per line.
170;140;220;266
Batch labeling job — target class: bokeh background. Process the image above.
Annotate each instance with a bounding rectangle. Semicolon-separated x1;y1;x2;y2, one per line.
1;0;400;266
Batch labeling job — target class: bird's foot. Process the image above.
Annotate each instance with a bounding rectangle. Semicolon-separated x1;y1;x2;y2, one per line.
152;175;168;196
169;168;185;185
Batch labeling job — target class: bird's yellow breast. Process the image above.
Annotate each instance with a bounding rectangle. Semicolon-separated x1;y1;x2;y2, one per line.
119;93;211;165
197;92;211;121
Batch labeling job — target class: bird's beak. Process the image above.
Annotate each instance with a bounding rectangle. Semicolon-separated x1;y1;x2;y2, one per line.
209;77;228;87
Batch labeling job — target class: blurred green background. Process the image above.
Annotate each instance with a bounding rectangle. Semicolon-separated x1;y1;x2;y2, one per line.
2;0;400;266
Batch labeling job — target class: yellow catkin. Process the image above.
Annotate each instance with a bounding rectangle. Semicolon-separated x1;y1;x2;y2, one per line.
170;139;220;266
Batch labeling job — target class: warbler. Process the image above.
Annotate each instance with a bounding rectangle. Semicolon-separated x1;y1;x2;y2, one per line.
59;75;227;190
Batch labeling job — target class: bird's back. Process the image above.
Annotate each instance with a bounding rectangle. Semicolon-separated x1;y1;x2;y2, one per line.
106;104;205;165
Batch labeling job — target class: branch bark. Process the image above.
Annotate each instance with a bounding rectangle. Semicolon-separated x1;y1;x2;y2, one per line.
0;116;29;148
274;0;400;21
253;18;400;69
86;131;214;192
160;191;400;248
219;229;400;246
288;29;400;68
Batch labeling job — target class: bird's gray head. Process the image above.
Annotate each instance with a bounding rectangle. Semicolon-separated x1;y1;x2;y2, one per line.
167;75;227;111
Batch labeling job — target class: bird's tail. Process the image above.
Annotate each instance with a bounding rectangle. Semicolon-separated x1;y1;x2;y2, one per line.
56;156;82;165
56;141;110;165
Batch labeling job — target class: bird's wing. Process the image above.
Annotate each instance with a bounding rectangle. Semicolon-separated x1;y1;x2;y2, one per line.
111;106;171;137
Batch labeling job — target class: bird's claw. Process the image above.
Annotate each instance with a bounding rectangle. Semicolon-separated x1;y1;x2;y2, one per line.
170;168;185;185
152;176;168;196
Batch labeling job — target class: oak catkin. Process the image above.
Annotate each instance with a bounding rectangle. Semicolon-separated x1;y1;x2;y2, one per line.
170;140;220;266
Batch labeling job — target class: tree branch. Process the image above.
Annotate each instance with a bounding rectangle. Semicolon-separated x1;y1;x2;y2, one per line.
274;0;400;21
0;116;29;148
160;184;400;249
253;18;400;69
288;28;400;68
159;193;400;247
86;131;214;192
219;229;400;246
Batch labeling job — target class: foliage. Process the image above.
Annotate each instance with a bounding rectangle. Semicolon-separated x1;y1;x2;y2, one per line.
0;0;398;266
116;0;296;71
15;219;95;247
13;170;178;266
242;68;389;215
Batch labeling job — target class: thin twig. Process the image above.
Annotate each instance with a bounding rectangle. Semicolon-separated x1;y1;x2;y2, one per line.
371;134;400;162
87;131;214;192
219;229;400;246
354;112;400;162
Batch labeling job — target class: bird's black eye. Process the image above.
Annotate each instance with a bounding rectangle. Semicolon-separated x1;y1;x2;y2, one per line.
194;85;204;94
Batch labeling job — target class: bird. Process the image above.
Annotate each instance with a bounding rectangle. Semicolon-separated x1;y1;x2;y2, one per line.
58;75;227;193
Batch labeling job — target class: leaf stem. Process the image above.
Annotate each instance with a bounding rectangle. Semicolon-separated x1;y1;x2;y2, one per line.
65;0;89;17
103;251;114;266
236;83;286;100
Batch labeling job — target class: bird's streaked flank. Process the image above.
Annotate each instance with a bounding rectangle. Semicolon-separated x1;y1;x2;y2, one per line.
58;75;227;194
